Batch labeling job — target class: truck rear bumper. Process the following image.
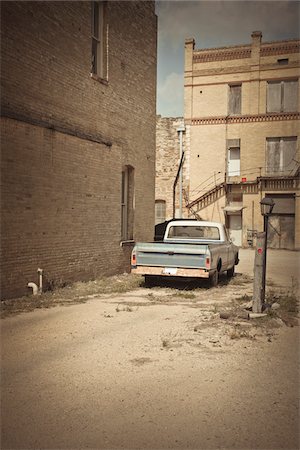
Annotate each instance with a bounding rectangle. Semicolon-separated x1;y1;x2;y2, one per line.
131;266;210;278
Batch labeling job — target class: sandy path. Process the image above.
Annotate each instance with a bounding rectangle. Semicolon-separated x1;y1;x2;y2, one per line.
1;250;299;449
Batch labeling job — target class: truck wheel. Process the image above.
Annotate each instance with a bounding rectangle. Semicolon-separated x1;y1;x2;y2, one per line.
227;266;235;278
209;270;218;287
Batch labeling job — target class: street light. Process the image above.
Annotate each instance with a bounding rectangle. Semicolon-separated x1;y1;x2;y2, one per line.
260;197;275;303
260;197;275;217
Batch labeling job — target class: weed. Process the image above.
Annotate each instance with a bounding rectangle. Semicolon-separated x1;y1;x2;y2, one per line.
115;304;133;312
228;326;255;340
234;294;252;303
162;338;170;348
229;274;253;286
130;357;153;366
266;286;299;314
174;292;196;299
211;304;218;314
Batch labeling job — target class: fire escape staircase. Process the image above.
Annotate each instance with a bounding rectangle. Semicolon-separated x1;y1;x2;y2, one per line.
184;172;300;219
184;182;226;217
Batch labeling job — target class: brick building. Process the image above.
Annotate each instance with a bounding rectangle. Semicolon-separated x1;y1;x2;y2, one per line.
1;1;157;299
182;32;299;249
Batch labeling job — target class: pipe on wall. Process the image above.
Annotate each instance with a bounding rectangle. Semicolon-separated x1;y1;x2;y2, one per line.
27;282;38;296
37;268;43;293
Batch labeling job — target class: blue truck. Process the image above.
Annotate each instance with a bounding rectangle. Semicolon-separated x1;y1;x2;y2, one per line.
131;220;239;287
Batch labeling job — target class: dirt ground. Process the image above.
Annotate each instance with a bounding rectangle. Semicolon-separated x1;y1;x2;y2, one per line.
1;249;299;450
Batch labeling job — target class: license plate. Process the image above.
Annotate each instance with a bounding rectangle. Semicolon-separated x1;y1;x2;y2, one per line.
164;267;177;275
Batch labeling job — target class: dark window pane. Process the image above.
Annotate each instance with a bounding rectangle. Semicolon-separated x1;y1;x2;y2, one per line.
229;85;241;115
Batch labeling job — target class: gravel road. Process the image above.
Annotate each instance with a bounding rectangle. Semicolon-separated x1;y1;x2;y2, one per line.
1;249;299;450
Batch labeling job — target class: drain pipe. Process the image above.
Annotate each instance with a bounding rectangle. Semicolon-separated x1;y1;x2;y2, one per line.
27;282;38;296
37;268;43;293
177;125;186;218
173;151;185;218
27;268;43;295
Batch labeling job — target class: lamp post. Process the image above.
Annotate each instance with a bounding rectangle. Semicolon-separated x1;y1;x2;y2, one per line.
260;197;275;303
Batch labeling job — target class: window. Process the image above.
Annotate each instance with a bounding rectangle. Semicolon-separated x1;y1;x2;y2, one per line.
228;84;241;115
267;80;298;113
91;1;108;80
167;225;220;240
121;166;134;241
227;139;240;176
266;137;297;175
155;200;166;225
227;193;243;206
277;58;288;65
265;194;295;215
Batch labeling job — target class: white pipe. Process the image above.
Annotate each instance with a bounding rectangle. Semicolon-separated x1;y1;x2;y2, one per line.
37;268;43;293
27;282;38;296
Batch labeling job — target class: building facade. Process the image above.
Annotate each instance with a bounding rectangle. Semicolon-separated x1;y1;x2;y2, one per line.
1;1;157;299
155;116;190;224
184;32;300;249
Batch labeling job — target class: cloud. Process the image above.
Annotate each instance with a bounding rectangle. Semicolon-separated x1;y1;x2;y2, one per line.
157;72;184;117
157;1;299;50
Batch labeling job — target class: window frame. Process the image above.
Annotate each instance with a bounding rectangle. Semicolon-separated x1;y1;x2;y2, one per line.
265;136;297;175
91;1;108;82
228;84;242;115
121;166;134;242
266;79;298;113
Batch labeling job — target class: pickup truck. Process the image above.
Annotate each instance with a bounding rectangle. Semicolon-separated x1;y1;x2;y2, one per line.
131;220;239;287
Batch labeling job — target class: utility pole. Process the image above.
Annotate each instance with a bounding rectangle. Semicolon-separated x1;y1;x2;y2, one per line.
253;197;275;312
252;232;266;313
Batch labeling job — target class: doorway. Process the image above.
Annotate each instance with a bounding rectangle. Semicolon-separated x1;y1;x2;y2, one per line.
228;147;240;177
228;214;242;246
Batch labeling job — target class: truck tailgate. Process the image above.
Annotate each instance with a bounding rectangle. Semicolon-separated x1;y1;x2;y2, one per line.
134;242;209;269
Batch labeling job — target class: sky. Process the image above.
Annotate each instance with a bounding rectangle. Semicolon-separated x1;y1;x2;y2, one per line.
156;0;300;117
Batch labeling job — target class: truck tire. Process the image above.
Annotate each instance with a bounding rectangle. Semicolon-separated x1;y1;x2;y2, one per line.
209;270;218;287
227;266;235;278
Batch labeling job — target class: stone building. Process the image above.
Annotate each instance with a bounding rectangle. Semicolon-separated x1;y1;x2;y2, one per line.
183;32;300;248
155;116;190;224
1;1;157;299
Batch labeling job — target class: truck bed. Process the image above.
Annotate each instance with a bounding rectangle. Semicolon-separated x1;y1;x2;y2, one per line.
133;241;210;269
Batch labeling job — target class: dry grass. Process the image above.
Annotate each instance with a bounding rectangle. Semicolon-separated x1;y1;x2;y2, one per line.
228;273;253;286
1;274;143;318
227;325;256;340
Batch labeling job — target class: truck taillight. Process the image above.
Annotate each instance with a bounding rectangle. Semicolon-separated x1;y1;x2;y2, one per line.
131;253;136;266
205;257;210;269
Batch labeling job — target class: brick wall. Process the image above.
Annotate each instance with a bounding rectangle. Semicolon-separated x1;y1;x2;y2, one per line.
1;1;157;298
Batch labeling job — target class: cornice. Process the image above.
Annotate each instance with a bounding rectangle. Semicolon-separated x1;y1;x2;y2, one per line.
260;42;300;57
193;41;300;64
190;112;300;126
193;48;251;63
185;62;300;79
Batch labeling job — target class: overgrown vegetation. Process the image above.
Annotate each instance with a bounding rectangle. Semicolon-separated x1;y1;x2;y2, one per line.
1;274;143;318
